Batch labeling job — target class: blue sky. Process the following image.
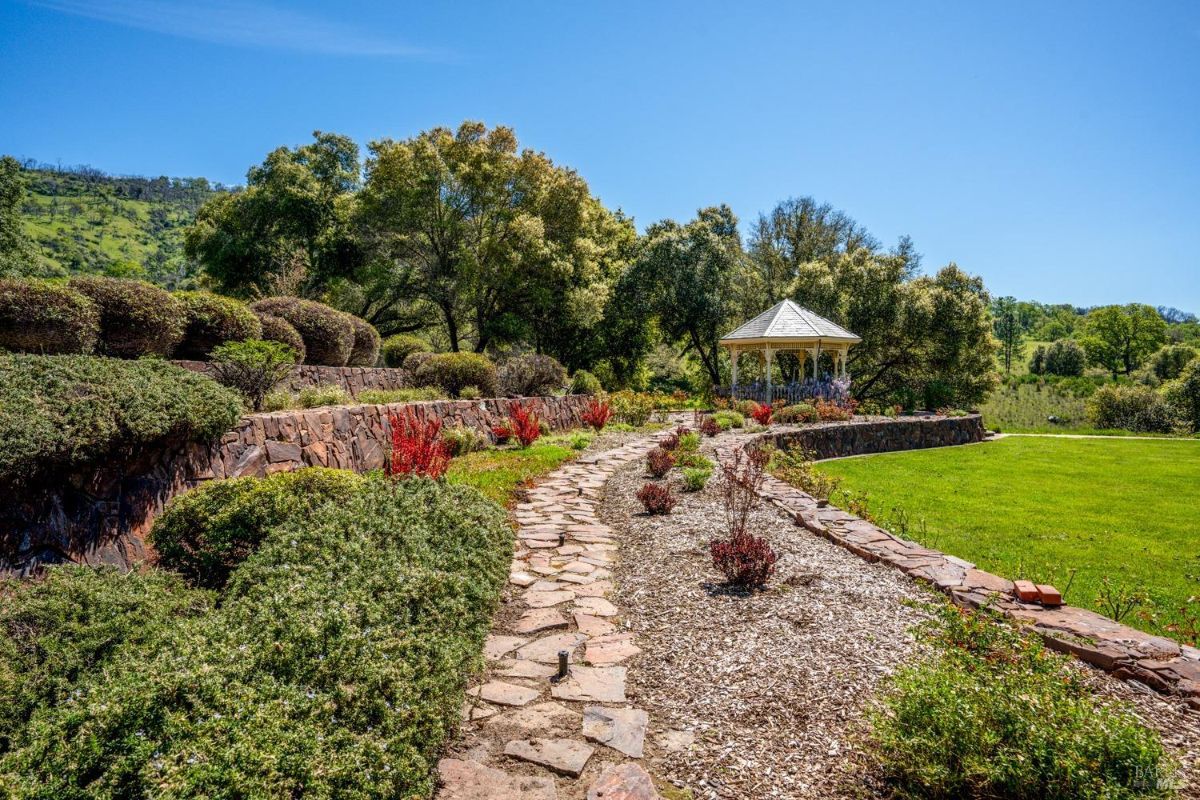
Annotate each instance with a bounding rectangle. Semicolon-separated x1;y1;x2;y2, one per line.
2;1;1197;311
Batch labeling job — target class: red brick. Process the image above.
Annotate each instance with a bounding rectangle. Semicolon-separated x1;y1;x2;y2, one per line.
1013;580;1039;602
1036;584;1063;607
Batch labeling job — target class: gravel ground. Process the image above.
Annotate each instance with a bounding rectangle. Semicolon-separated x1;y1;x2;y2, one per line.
602;433;1200;799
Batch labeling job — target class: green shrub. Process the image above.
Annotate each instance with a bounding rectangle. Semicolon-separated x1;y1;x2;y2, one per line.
681;466;713;492
249;297;354;366
498;353;566;397
570;370;602;395
345;314;382;367
459;385;482;399
297;384;353;408
678;431;701;452
210;339;299;411
1043;339;1087;377
712;410;745;430
173;291;262;360
414;352;498;398
870;602;1170;800
151;468;365;589
442;424;490;456
1147;344;1197;382
0;354;241;487
0;566;212;756
776;403;819;424
402;350;435;373
69;276;186;358
1163;360;1200;431
1086;384;1178;433
609;390;656;426
0;279;98;355
356;387;445;405
1;477;512;799
253;311;306;363
381;334;428;367
676;451;711;470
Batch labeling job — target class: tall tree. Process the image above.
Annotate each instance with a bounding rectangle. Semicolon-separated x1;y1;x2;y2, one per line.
185;132;362;296
0;156;38;277
1081;304;1168;377
629;206;744;385
992;296;1025;374
355;122;629;354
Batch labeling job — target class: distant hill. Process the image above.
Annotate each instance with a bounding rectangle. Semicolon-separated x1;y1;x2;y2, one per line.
16;160;233;288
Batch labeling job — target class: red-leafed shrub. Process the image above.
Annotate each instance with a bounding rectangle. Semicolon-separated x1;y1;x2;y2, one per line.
508;401;541;447
646;447;675;478
387;409;450;478
491;421;513;444
581;397;613;431
660;431;680;451
711;532;777;588
700;416;720;437
749;402;773;425
815;399;854;422
720;446;769;538
636;482;676;515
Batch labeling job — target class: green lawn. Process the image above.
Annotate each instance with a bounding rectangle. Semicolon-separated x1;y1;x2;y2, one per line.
818;437;1200;640
446;438;581;505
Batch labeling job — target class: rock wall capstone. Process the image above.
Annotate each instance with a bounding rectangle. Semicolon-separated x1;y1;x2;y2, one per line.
762;413;986;459
171;360;412;399
0;395;592;577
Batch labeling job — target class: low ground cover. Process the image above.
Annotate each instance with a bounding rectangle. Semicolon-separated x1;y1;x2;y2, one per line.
816;436;1200;639
446;433;588;505
0;471;511;798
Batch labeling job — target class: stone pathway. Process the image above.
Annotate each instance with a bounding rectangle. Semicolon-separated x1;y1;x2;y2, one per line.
438;421;686;800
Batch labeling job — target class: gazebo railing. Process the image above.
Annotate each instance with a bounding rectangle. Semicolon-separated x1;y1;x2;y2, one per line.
714;377;851;405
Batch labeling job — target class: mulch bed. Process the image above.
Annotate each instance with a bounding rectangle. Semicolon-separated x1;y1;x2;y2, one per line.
602;432;1200;799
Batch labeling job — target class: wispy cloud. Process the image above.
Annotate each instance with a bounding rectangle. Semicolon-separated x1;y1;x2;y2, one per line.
30;0;442;58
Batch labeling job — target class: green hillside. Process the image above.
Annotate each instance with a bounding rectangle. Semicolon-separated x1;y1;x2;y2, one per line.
17;164;230;287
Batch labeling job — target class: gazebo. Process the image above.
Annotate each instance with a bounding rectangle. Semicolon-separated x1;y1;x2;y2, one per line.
719;299;861;402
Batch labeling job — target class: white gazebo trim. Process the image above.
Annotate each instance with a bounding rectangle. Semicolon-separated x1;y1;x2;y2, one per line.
719;299;861;403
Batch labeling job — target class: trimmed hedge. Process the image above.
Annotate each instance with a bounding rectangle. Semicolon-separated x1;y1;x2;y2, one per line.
414;352;498;398
0;476;512;798
403;350;435;373
69;276;186;358
498;353;566;397
0;279;99;355
0;354;242;487
250;296;354;367
0;566;212;756
569;369;602;395
174;291;262;360
152;468;365;589
381;334;428;368
345;314;382;367
254;312;306;363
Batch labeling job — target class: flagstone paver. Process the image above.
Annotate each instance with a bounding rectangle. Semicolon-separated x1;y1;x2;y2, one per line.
437;421;687;799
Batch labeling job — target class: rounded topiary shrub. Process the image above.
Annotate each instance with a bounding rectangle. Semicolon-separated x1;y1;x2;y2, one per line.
249;296;353;366
151;468;365;589
414;352;498;398
345;314;381;367
498;353;567;397
174;291;262;360
382;334;428;368
254;311;306;364
0;279;99;354
403;350;435;373
570;369;602;395
69;276;186;358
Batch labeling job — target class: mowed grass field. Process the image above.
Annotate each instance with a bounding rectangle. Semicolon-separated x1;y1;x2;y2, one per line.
818;436;1200;639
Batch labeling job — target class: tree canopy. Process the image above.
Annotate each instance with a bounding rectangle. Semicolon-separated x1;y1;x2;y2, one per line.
0;156;38;277
1080;304;1168;377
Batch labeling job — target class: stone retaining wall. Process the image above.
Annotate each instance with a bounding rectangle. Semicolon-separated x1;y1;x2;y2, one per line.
0;395;592;577
729;417;1200;706
762;413;986;459
172;360;412;399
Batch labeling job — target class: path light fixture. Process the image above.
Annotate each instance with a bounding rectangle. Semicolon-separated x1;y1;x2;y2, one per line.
552;649;569;682
558;531;565;547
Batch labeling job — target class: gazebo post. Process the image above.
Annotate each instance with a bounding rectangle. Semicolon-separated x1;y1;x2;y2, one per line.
765;345;773;404
730;347;739;401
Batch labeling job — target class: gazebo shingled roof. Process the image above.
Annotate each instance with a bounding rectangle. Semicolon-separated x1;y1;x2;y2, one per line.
720;299;860;344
